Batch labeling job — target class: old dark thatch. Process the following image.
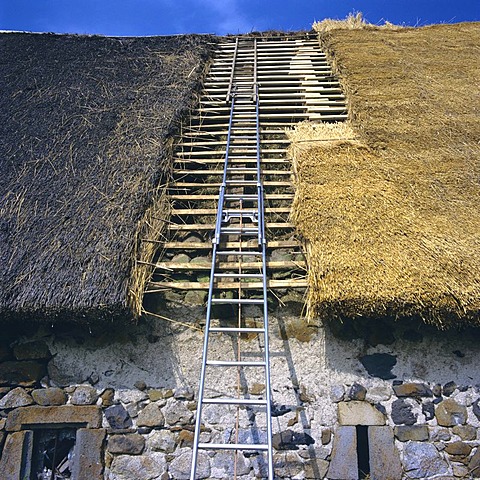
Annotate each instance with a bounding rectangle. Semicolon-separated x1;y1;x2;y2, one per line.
0;32;214;323
289;22;480;329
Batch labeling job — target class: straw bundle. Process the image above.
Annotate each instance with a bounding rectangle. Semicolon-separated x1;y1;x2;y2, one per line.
289;22;480;328
0;33;214;323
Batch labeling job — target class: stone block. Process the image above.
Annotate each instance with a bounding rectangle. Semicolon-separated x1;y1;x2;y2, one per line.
136;402;165;428
452;424;476;441
444;441;472;456
71;428;106;480
0;361;46;386
435;399;467;426
327;426;357;480
164;401;193;426
391;398;417;425
0;430;34;479
393;383;432;397
31;387;67;406
338;401;386;426
105;404;133;430
6;405;102;431
71;385;98;405
369;426;402;480
394;425;429;442
0;387;34;409
170;448;210;480
107;433;145;455
469;447;480;477
403;441;449;478
110;452;167;480
148;429;176;453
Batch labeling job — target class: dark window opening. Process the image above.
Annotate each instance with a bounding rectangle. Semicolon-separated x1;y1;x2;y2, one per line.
31;428;76;480
356;425;370;479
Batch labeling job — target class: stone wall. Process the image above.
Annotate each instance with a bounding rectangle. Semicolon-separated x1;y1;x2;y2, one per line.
1;314;480;479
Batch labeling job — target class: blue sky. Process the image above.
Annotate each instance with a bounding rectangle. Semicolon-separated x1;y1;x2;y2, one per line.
1;0;478;36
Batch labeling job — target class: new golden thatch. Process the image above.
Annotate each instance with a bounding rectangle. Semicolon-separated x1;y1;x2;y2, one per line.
289;22;480;328
0;33;214;323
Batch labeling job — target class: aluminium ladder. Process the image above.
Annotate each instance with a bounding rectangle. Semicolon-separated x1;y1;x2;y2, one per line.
190;37;274;479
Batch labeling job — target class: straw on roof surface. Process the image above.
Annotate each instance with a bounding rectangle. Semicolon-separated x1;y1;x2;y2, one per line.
289;23;480;328
0;33;214;323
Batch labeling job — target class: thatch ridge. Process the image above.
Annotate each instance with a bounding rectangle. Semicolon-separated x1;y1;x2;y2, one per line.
290;22;480;328
0;32;215;323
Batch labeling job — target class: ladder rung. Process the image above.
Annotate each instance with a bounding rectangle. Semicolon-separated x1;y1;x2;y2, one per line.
216;251;261;255
202;398;268;406
198;443;269;451
206;360;266;367
211;298;265;305
214;273;263;278
209;327;264;333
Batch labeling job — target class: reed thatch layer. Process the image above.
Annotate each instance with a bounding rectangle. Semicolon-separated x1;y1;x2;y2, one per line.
0;33;214;323
290;23;480;328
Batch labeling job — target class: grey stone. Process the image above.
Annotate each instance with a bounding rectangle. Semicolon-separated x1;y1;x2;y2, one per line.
403;441;448;478
170;449;210;480
105;404;133;430
430;427;451;442
303;456;329;479
472;398;480;421
225;427;268;446
13;341;51;361
71;385;98;405
327;426;357;479
213;451;250;476
31;387;66;406
452;464;469;478
365;385;392;403
330;384;345;403
338;401;386;426
435;398;467;426
393;382;432;397
394;425;429;442
0;361;46;387
452;424;476;441
115;388;148;405
391;398;417;425
148;429;176;453
164;401;193;426
273;451;304;478
108;434;145;455
136;402;165;428
422;401;435;420
0;430;33;479
110;452;166;480
443;381;457;397
347;383;367;401
359;353;397;380
71;428;106;480
174;387;194;401
369;426;402;480
0;387;34;409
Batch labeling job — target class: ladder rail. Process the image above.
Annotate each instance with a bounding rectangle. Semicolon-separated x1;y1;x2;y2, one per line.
191;37;274;480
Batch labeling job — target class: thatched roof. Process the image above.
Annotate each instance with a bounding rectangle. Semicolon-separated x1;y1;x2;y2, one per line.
0;32;214;323
289;22;480;329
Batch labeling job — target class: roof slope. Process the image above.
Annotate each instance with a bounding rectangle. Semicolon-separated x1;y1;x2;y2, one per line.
290;23;480;328
0;33;213;322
